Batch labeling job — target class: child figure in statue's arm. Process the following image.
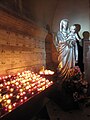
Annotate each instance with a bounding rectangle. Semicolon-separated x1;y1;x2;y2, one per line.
66;25;81;63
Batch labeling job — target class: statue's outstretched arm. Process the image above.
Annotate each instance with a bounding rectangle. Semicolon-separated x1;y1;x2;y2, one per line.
75;33;81;42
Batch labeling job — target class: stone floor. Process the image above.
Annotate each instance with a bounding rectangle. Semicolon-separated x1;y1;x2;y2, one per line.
46;100;90;120
32;99;90;120
31;83;90;120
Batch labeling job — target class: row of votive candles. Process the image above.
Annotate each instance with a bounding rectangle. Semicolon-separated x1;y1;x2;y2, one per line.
0;70;53;117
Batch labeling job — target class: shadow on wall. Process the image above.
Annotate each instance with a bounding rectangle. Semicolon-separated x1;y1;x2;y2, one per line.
82;31;90;60
45;24;53;69
78;30;90;73
74;24;83;72
74;24;81;33
45;24;58;70
73;24;84;73
82;31;90;66
74;24;81;39
82;31;90;40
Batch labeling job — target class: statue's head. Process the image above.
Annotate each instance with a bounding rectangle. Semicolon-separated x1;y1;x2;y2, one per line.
60;19;69;32
70;25;76;33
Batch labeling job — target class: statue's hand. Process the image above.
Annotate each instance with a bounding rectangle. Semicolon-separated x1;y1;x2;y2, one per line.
66;40;70;44
71;40;76;45
66;40;74;48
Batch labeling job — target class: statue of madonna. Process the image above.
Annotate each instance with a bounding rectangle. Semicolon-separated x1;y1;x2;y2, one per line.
55;19;81;80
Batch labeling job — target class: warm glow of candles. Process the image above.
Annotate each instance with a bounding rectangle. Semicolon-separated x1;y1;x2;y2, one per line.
0;70;53;118
7;99;11;104
39;67;54;75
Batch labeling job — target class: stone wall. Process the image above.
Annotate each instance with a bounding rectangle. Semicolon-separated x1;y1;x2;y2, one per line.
0;10;47;76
